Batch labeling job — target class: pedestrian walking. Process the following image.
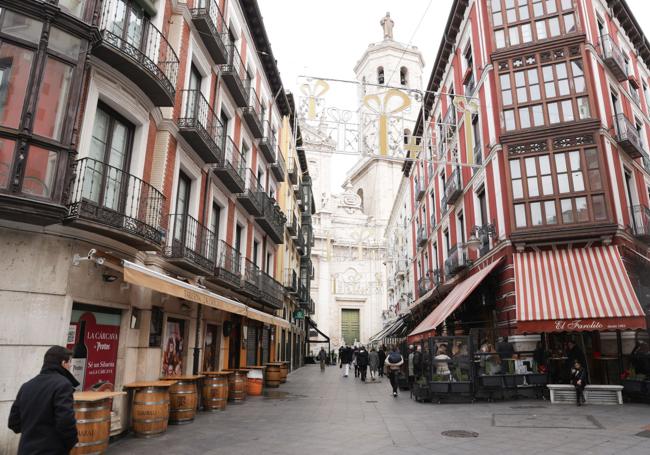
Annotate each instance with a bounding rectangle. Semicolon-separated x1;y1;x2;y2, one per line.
8;346;79;455
353;346;360;378
570;360;588;406
317;347;327;372
378;346;386;377
338;345;344;368
341;345;353;377
369;348;379;381
357;346;369;382
384;346;404;397
407;345;416;390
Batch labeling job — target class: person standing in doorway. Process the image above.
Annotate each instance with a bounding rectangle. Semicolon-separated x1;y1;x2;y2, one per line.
570;360;588;406
8;346;79;455
385;346;404;397
317;347;327;372
341;345;353;377
357;346;369;382
378;346;386;377
369;348;379;381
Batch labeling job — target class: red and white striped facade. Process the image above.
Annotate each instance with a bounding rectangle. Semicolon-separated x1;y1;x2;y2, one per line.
404;0;650;335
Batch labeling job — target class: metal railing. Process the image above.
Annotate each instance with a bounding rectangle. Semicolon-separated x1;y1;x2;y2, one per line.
600;34;627;80
224;43;246;83
221;136;246;176
417;225;428;247
243;258;261;290
444;167;462;205
613;113;643;156
246;81;262;119
191;0;227;34
215;239;241;276
99;0;178;96
284;268;298;291
417;276;432;296
444;244;468;278
166;213;217;269
67;157;165;244
178;89;224;155
631;205;650;238
260;271;284;308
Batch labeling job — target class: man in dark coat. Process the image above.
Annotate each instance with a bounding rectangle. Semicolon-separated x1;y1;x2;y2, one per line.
377;346;386;377
570;360;588;406
357;346;370;382
8;346;79;454
341;345;353;377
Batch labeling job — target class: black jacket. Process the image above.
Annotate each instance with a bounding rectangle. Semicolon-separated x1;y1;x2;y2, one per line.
570;368;588;388
8;365;79;455
341;347;353;364
378;349;386;366
357;349;369;367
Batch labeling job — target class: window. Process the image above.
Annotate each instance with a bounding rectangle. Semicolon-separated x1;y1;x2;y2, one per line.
60;0;87;19
400;66;408;86
0;43;35;130
472;114;481;161
377;66;384;84
235;224;243;252
458;211;465;244
501;74;513;105
211;203;221;239
504;109;516;131
253;240;259;266
21;146;58;198
173;172;191;241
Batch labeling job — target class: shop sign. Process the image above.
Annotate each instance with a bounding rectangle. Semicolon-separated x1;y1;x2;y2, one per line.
554;319;615;331
67;310;120;391
293;309;305;320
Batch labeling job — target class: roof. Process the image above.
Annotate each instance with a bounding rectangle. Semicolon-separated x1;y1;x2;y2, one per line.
240;0;290;117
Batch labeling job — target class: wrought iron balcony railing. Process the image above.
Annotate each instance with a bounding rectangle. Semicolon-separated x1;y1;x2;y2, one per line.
417;225;428;247
259;271;284;309
96;0;179;106
287;155;298;184
177;89;224;163
444;167;462;206
260;120;277;164
165;213;217;273
417;276;432;296
242;258;261;296
600;34;628;82
190;0;229;64
214;136;246;193
211;239;241;288
613;113;644;159
270;150;286;182
631;205;650;241
237;169;265;216
243;82;264;138
256;194;286;244
444;244;469;278
220;43;248;107
284;268;298;294
415;178;425;201
66;158;165;249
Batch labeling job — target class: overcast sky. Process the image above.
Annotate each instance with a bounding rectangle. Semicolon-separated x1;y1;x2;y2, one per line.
258;0;650;191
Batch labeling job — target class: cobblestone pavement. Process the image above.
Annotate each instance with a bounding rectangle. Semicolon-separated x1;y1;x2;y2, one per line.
108;365;650;455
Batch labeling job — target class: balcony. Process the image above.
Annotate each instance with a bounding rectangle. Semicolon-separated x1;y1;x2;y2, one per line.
164;214;217;274
417;276;432;296
177;90;224;164
242;83;264;138
295;226;305;255
284;268;298;294
444;244;469;278
270;151;285;182
220;44;248;107
600;34;628;82
444;167;463;206
613;113;644;159
191;0;229;64
287;156;298;184
631;205;650;241
259;271;284;309
237;169;264;216
286;211;298;237
301;298;315;315
210;240;241;289
214;136;246;193
256;195;286;244
242;258;261;297
259;121;277;164
66;158;165;250
94;0;178;106
416;225;428;247
415;179;425;201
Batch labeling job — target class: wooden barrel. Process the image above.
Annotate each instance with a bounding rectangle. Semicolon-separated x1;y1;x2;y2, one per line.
202;376;228;411
246;369;263;396
70;398;111;455
132;387;170;438
169;380;198;424
280;363;289;383
227;371;247;403
266;365;281;388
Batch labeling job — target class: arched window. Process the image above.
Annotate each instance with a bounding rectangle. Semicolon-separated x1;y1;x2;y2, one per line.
404;128;411;145
400;66;408;86
377;66;384;84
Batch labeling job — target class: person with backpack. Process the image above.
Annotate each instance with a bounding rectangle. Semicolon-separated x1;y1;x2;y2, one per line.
384;346;404;397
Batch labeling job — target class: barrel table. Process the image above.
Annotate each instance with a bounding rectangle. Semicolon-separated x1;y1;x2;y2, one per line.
279;362;289;383
160;375;203;425
124;381;176;438
224;369;250;403
265;363;282;388
200;371;232;411
71;391;125;455
245;366;267;396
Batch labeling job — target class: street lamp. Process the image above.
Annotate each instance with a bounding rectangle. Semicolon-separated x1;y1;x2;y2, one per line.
464;223;497;252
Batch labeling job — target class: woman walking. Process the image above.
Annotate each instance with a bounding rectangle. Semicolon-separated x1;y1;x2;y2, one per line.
384;346;404;397
368;348;379;381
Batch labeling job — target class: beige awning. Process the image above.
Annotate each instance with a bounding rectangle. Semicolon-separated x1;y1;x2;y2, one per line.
123;261;290;329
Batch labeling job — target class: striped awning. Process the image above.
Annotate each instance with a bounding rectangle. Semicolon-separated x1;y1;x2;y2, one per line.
408;259;503;342
514;246;646;333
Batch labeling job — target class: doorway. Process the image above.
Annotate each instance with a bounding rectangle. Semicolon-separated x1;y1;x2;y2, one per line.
203;324;221;372
341;309;360;345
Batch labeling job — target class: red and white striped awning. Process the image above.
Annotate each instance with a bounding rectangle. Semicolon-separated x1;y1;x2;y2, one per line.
408;259;503;342
514;246;646;333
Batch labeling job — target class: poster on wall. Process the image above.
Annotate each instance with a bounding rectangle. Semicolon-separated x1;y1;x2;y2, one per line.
67;306;121;392
162;318;185;376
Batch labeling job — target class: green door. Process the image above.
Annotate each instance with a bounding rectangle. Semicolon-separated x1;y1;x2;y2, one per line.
341;309;360;346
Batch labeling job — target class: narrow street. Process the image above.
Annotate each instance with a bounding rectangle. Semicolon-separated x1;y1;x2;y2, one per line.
107;365;650;455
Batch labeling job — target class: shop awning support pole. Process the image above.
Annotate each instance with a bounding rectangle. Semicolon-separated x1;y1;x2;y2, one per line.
579;333;591;384
616;330;624;383
193;304;203;375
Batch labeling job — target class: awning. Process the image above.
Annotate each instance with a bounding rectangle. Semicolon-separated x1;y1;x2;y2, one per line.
514;246;646;333
408;258;503;342
123;261;290;329
369;315;407;343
